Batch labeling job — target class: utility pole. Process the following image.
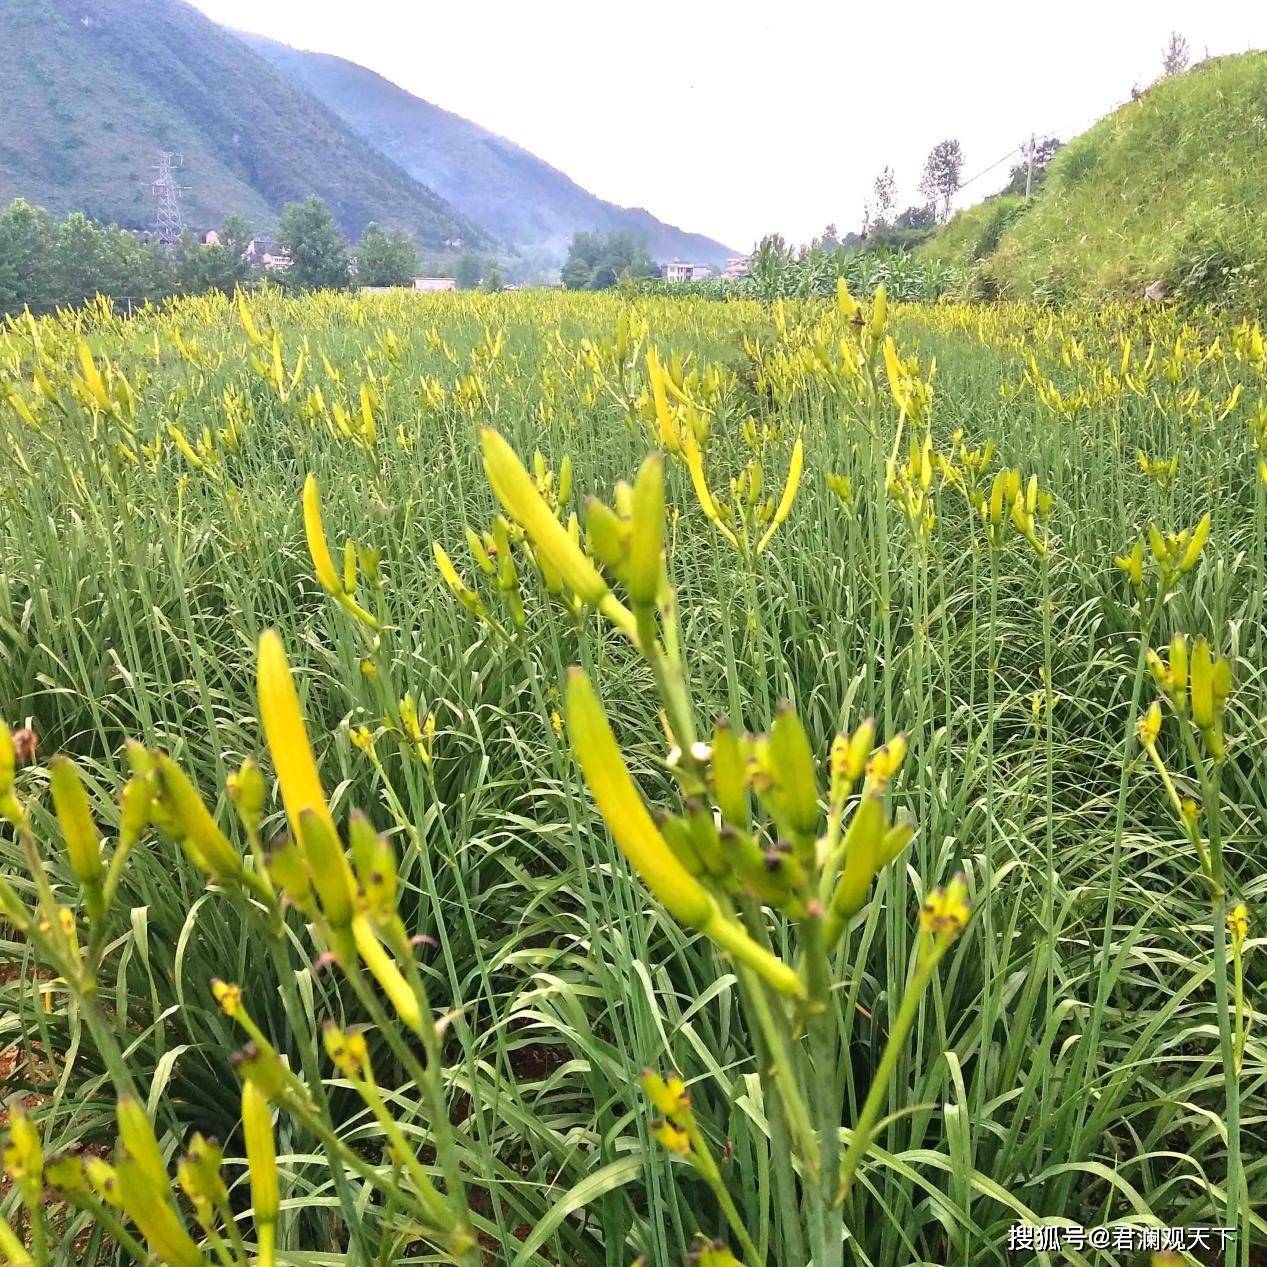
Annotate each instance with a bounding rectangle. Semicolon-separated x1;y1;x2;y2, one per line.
153;151;186;247
1024;133;1036;199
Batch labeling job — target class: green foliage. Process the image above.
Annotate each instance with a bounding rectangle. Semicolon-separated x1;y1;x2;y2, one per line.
454;252;484;290
928;52;1267;312
0;199;268;314
354;222;420;288
0;289;1263;1264
918;139;964;223
1002;137;1063;196
278;198;350;292
919;195;1030;270
561;231;658;290
662;239;964;304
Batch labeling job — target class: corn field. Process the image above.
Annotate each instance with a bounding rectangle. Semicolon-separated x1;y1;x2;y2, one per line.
0;286;1263;1267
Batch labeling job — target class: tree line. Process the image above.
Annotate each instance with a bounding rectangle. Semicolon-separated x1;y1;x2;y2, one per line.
0;194;447;315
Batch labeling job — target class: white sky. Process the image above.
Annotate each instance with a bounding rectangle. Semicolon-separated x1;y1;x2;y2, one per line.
187;0;1266;251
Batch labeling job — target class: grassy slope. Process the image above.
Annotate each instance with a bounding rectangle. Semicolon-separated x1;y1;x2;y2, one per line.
923;51;1267;308
242;33;737;263
0;0;486;247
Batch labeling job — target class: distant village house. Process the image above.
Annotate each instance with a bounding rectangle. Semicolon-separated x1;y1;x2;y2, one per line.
413;277;457;292
243;237;292;272
661;259;716;283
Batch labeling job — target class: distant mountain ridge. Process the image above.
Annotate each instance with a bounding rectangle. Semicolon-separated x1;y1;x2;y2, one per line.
0;0;484;246
240;33;737;265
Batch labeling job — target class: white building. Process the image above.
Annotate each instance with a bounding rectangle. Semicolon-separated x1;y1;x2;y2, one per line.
413;277;457;292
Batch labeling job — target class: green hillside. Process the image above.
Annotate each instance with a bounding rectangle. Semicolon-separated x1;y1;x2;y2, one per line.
923;51;1267;309
241;34;736;265
0;0;485;248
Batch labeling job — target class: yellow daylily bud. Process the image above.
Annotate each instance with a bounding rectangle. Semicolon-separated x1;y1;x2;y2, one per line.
0;724;15;798
481;428;611;609
114;1151;205;1267
119;769;153;852
864;733;908;789
627;453;665;605
257;630;335;841
302;474;342;597
152;754;243;883
1170;633;1189;711
585;498;628;571
1137;701;1162;749
833;719;875;791
755;436;804;555
322;1022;370;1077
227;756;265;835
640;1070;691;1118
1178;512;1210;573
0;1214;33;1267
48;756;103;889
768;703;820;837
85;1156;122;1205
692;1242;744;1267
651;1118;691;1156
829;794;886;928
177;1134;227;1214
115;1097;169;1193
44;1153;87;1195
242;1080;278;1267
1189;637;1215;730
836;277;860;322
232;1041;287;1101
878;819;915;866
565;670;713;928
3;1107;42;1196
266;838;315;912
1227;902;1248;947
919;873;971;943
211;978;243;1019
710;719;748;827
868;285;888;338
350;811;397;916
297;808;356;931
352;913;422;1032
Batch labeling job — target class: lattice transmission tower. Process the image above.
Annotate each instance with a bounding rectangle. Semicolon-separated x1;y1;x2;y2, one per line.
152;151;186;246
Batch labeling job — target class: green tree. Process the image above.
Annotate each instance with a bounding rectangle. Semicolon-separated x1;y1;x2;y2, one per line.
277;197;350;291
0;199;55;311
560;230;656;290
454;253;483;290
355;222;420;287
918;139;964;223
1004;137;1062;196
482;264;503;293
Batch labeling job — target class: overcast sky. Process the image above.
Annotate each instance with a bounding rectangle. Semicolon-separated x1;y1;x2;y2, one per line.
187;0;1266;252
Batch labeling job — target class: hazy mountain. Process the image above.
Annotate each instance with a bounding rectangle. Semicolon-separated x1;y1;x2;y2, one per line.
241;33;736;264
0;0;485;247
